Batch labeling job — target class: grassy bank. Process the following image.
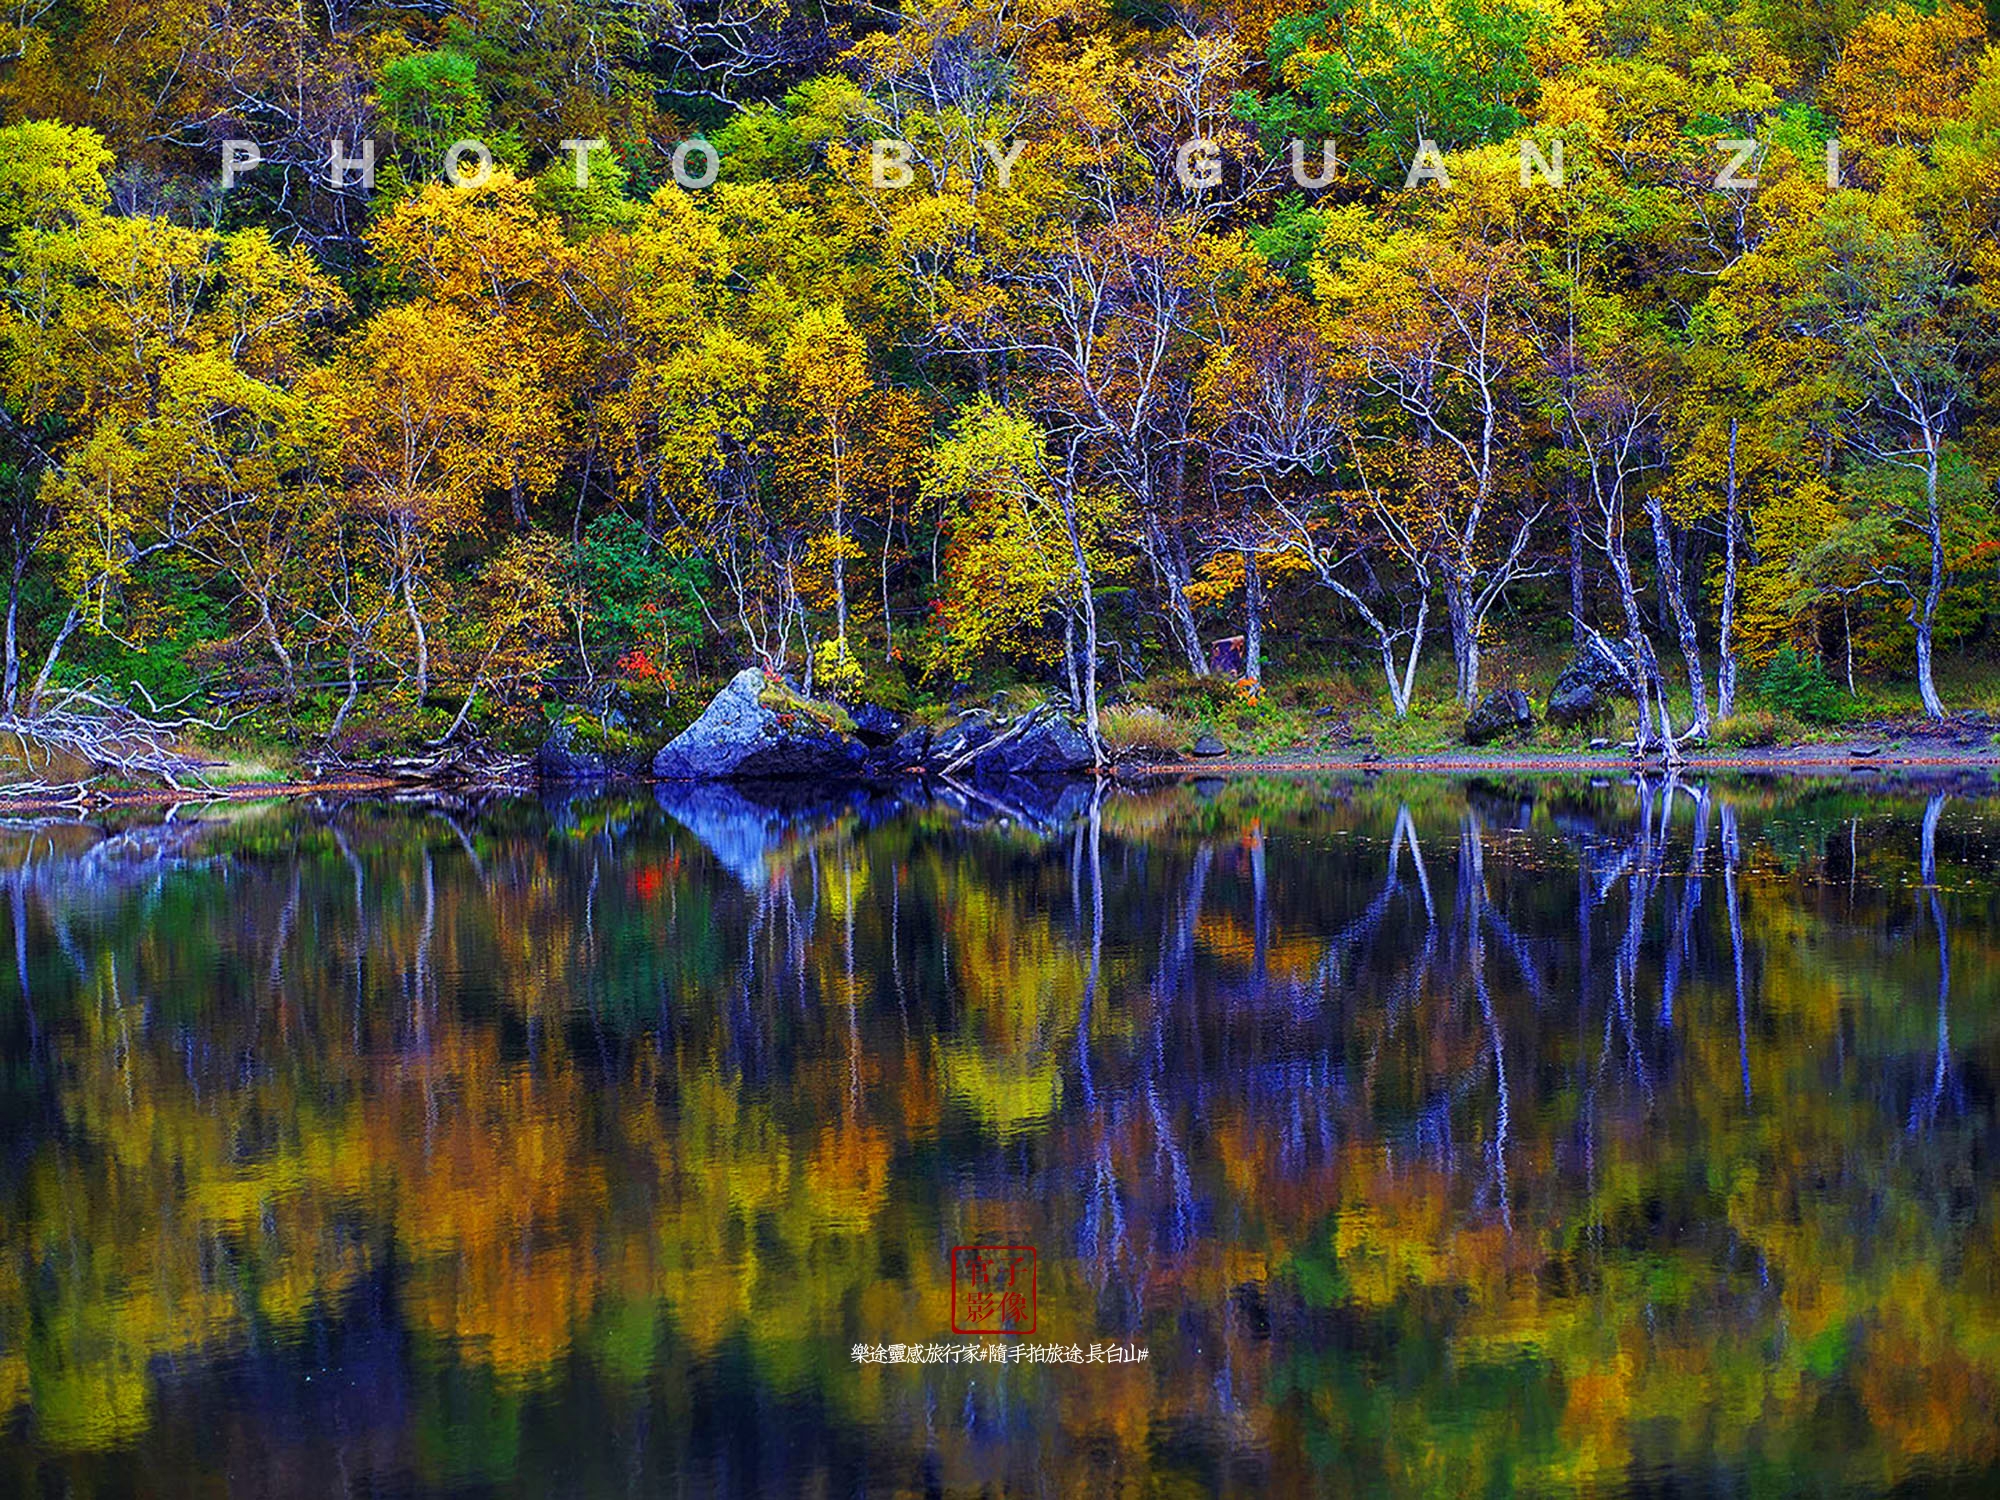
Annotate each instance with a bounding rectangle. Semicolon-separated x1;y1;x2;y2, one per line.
9;638;2000;798
1086;646;2000;763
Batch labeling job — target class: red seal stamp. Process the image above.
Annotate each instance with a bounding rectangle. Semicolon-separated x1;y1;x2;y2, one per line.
950;1245;1036;1335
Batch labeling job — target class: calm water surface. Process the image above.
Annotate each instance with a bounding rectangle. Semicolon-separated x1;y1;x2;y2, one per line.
2;774;1998;1497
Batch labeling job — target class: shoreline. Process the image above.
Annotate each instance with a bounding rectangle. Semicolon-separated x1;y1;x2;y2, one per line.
1131;743;2000;777
5;741;1999;813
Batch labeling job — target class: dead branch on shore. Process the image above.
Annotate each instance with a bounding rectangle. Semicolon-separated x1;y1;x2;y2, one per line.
301;738;536;789
0;682;229;791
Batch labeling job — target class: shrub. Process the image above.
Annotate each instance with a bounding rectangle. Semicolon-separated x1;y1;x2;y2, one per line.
619;679;678;741
1755;647;1846;724
1714;709;1795;748
575;512;707;664
812;636;867;701
1097;704;1183;757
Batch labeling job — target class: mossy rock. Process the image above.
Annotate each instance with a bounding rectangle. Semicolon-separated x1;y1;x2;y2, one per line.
756;678;856;735
538;708;652;782
653;667;867;781
556;708;643;758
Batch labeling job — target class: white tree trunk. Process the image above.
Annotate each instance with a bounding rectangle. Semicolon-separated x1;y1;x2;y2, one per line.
1915;450;1946;720
1716;420;1740;720
1647;494;1710;737
1241;548;1263;686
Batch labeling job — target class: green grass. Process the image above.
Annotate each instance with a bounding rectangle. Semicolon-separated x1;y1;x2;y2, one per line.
190;746;301;786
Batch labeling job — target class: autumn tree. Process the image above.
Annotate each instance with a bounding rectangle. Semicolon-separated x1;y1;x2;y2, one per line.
928;399;1123;758
1826;2;1988;150
1250;0;1556;181
777;304;872;654
316;303;512;705
0;167;342;713
1325;148;1545;706
1746;190;1992;719
1201;276;1431;706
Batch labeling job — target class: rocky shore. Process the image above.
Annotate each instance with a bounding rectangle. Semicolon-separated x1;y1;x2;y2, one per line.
10;649;1999;811
543;665;1102;788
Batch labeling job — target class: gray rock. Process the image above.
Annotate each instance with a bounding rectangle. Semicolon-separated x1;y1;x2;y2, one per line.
651;667;867;781
1465;688;1535;746
1546;641;1636;726
1191;734;1227;758
873;725;933;773
536;715;649;783
848;702;905;746
971;712;1094;780
931;710;996;766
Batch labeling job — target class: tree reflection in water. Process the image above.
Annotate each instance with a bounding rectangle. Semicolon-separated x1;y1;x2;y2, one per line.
0;773;1995;1496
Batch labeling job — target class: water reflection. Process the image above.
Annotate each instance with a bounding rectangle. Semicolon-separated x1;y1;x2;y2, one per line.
0;774;1997;1495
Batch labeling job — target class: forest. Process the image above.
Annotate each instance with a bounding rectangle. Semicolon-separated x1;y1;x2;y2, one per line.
1;0;1998;774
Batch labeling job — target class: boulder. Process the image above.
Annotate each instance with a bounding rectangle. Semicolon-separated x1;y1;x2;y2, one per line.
930;710;997;766
1465;688;1535;746
868;725;933;776
651;667;867;781
536;714;651;783
1546;642;1636;726
970;711;1094;780
1191;733;1227;758
847;702;906;747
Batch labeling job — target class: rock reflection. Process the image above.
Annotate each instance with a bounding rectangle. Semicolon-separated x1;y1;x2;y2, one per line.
0;775;1996;1495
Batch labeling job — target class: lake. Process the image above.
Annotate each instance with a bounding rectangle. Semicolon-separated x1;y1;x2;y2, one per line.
1;773;1997;1497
